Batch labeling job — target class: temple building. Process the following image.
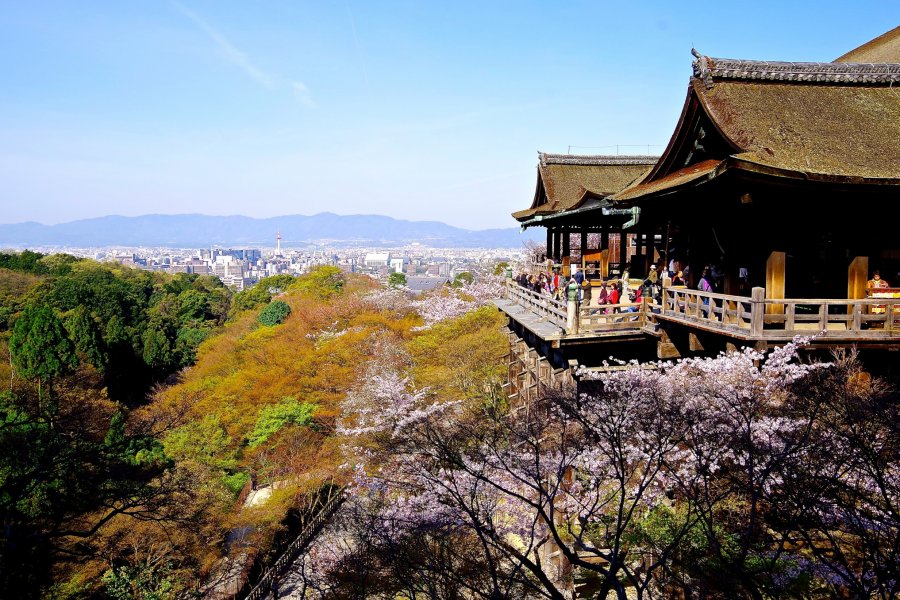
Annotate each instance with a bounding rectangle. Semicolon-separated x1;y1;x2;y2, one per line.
500;26;900;401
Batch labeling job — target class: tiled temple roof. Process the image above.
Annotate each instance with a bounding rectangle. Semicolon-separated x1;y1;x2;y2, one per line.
512;154;657;222
691;52;900;88
539;154;659;167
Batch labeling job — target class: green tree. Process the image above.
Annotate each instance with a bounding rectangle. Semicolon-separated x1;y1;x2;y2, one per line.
9;304;77;401
0;250;47;274
142;326;174;372
230;274;296;315
38;253;81;276
247;397;315;448
492;261;509;276
175;288;210;324
258;300;291;327
388;272;407;288
64;306;108;371
451;271;474;288
101;563;178;600
292;266;344;298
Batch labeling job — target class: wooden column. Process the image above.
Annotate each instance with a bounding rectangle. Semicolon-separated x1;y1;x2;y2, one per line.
600;229;609;253
848;256;869;299
580;228;587;268
618;231;627;276
546;228;552;262
765;251;786;315
750;286;766;336
562;228;570;259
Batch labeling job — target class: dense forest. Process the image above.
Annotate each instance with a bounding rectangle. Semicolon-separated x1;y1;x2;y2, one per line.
1;251;897;599
0;251;504;598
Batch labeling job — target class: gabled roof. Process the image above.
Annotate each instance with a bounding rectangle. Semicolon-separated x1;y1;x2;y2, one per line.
835;26;900;63
513;153;656;222
612;46;900;203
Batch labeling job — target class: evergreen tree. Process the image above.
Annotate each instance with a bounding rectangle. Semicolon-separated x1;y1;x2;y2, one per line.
9;304;77;401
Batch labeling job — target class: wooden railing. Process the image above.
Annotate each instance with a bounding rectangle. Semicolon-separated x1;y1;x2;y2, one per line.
241;489;345;600
578;302;647;332
504;281;645;334
505;281;900;343
659;287;756;332
506;281;568;328
658;287;900;341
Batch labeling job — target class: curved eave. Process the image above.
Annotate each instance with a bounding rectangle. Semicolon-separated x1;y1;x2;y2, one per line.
730;156;900;187
640;82;742;184
611;159;726;204
518;198;616;229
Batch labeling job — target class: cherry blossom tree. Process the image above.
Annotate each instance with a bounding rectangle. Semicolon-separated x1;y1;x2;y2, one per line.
298;334;897;599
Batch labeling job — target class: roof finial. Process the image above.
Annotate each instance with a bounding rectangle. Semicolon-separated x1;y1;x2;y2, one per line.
691;49;714;89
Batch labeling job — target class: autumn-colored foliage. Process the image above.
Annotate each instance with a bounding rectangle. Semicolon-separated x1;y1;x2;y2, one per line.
0;254;514;597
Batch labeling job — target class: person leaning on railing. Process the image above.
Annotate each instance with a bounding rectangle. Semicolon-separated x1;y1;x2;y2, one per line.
607;282;620;314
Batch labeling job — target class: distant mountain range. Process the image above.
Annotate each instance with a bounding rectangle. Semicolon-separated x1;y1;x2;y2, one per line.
0;213;542;249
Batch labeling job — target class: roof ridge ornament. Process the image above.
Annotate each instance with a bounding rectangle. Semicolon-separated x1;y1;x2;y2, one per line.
691;49;715;89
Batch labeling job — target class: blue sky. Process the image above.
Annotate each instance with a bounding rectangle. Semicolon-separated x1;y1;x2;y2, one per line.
1;2;897;229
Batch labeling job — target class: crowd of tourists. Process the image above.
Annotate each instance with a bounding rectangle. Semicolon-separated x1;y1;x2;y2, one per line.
513;259;733;312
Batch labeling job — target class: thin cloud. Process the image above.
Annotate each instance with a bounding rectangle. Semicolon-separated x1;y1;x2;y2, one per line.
345;1;370;88
292;82;316;108
173;1;274;89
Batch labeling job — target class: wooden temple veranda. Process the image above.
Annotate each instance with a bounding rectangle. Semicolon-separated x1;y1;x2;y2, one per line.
498;27;900;401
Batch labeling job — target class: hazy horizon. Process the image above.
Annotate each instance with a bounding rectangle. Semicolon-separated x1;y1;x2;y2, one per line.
3;210;528;230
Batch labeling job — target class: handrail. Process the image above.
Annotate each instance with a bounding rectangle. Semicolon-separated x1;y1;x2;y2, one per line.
241;489;345;600
505;280;900;342
505;281;568;328
659;287;900;339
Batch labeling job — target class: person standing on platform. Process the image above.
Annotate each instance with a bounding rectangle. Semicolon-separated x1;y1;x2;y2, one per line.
573;267;585;302
868;270;889;289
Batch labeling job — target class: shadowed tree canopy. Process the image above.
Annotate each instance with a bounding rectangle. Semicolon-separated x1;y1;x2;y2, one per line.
10;304;77;393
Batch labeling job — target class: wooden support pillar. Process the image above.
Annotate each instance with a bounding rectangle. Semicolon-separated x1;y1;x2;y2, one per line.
751;286;766;336
562;228;570;259
765;251;785;315
657;329;681;359
848;256;869;300
546;228;552;262
580;228;587;268
689;332;705;352
618;231;627;276
600;229;609;253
